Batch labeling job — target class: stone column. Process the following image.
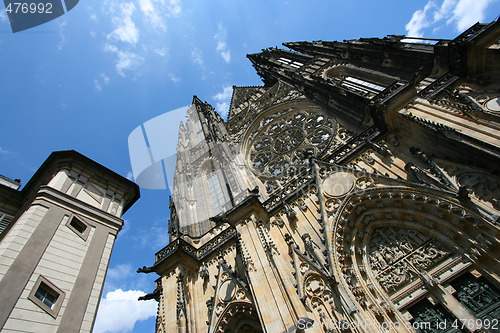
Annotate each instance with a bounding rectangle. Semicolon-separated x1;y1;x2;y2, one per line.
235;214;298;332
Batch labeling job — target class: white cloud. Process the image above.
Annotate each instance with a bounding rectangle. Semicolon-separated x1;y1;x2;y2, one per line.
406;0;498;37
137;0;182;31
189;47;213;79
0;147;10;154
58;21;67;51
450;0;495;31
101;73;111;85
191;47;204;66
94;80;102;91
154;47;168;56
0;11;7;22
94;289;157;333
217;42;231;63
405;1;437;37
116;51;143;76
108;2;139;45
139;0;166;31
169;73;181;83
104;43;118;53
212;86;233;119
214;23;231;63
168;0;181;16
126;171;134;180
95;73;111;91
104;44;144;77
101;0;182;77
433;0;457;22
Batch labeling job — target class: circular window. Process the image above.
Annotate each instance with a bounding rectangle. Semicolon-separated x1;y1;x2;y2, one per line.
219;280;236;302
322;172;355;197
246;106;337;181
272;127;305;154
486;97;500;113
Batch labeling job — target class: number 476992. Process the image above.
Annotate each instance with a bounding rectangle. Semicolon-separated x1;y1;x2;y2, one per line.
5;2;53;14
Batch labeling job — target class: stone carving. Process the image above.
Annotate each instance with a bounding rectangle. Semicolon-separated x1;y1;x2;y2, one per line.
206;262;262;333
419;73;461;100
297;199;308;212
456;171;500;209
257;222;280;256
246;106;337;194
284;203;297;221
263;172;314;212
219;280;237;302
155;227;237;265
200;262;209;280
478;95;500;115
368;227;450;292
324;198;341;213
304;274;333;310
236;234;255;272
176;274;187;320
273;214;284;227
302;233;325;266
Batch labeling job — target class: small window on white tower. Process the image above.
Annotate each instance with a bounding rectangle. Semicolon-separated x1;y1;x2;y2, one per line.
66;215;90;241
35;282;58;308
28;276;65;318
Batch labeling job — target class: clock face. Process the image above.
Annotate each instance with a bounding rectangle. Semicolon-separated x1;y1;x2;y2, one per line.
245;105;337;192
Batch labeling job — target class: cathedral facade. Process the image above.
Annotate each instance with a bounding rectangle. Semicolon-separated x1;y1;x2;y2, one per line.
140;20;500;332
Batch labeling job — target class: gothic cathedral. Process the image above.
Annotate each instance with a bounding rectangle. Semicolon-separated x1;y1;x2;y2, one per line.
139;20;500;332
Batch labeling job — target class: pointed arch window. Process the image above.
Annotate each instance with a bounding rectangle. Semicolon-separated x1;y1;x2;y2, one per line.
194;119;205;142
207;171;225;214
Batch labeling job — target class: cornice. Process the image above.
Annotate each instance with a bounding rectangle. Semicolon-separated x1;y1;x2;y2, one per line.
34;186;124;230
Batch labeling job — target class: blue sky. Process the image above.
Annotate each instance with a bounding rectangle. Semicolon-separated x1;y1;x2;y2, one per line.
0;0;499;332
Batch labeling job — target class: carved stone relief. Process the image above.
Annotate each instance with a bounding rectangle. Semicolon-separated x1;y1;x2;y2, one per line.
455;171;500;209
368;227;450;293
245;105;338;194
304;273;334;310
207;263;261;333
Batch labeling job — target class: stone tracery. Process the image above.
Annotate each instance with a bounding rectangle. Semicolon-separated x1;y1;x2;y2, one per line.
245;104;337;194
368;226;451;292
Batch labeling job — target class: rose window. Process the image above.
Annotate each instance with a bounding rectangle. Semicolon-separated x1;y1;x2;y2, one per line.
246;108;337;184
272;128;305;154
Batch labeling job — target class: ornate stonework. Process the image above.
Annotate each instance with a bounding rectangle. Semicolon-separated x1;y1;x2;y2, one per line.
368;227;450;292
139;20;500;333
244;102;338;195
